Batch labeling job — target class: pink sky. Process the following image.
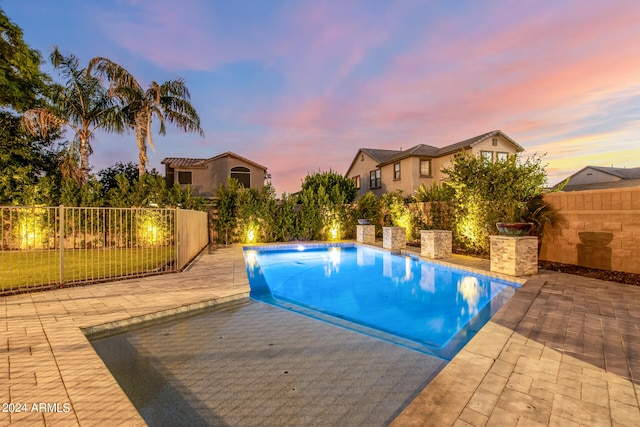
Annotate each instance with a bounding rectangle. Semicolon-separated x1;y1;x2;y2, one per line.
5;0;640;193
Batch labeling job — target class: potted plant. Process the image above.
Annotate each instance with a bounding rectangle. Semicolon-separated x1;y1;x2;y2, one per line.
494;199;533;236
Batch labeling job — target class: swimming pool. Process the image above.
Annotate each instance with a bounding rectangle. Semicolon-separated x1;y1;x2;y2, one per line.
244;243;521;360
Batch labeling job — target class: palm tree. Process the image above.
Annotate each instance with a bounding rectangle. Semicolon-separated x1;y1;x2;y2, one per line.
88;58;205;177
23;47;124;184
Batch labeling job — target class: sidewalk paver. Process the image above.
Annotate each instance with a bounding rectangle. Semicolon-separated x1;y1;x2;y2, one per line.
1;242;639;426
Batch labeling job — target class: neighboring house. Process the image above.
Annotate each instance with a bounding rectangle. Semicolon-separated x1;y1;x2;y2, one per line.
161;151;268;198
554;166;640;191
345;130;523;198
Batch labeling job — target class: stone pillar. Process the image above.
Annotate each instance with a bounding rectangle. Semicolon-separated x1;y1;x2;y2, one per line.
356;225;376;244
383;227;406;250
420;230;452;259
490;235;538;276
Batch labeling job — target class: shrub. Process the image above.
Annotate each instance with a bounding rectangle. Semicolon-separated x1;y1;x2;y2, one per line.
442;152;558;254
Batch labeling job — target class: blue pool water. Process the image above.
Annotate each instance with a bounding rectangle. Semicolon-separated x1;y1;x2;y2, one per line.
243;243;520;360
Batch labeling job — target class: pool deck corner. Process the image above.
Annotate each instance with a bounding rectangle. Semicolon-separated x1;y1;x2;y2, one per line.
2;241;639;426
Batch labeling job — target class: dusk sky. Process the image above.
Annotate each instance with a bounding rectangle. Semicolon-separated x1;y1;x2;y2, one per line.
4;0;640;194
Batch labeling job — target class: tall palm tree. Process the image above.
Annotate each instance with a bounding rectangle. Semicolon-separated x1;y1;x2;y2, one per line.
23;47;124;184
88;58;205;177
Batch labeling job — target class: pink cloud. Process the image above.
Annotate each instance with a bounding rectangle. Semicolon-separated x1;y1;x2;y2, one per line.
93;0;640;193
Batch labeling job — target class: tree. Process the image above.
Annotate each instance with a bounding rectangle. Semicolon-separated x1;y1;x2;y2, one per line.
0;8;49;111
441;152;556;253
215;178;242;244
0;111;59;204
300;170;357;204
22;47;125;184
88;58;204;177
98;162;139;196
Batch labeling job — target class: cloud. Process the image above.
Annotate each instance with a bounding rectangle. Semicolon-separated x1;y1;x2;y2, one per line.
83;0;640;193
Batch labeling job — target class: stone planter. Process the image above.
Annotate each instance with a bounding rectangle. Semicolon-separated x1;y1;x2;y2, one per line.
383;227;406;251
356;224;376;244
420;230;452;259
490;235;538;276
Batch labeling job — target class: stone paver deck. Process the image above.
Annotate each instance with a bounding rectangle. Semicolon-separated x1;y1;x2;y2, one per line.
2;243;639;426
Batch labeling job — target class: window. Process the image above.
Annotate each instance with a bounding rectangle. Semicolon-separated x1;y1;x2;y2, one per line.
420;159;431;177
369;169;381;189
492;138;498;146
393;163;401;180
481;151;493;162
231;166;251;187
496;152;509;162
352;175;361;189
177;171;192;184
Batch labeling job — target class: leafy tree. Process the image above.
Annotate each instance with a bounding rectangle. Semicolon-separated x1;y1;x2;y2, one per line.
236;184;277;243
22;47;125;184
298;186;326;240
300;170;357;204
442;152;557;253
0;8;50;111
215;177;242;244
88;58;204;177
273;193;299;242
354;191;381;223
98;162;139;196
59;177;104;207
413;183;453;202
381;191;416;240
0;111;60;204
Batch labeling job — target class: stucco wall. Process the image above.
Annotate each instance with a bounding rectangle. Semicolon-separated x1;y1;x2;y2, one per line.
176;209;209;270
566;168;621;186
347;152;381;198
539;188;640;274
171;156;265;198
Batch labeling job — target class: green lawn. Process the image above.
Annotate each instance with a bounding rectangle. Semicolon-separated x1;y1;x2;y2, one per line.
0;247;176;292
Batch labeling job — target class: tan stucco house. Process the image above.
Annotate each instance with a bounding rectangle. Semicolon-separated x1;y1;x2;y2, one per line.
345;130;524;198
161;151;268;198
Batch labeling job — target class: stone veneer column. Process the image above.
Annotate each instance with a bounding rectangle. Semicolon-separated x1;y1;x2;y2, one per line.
356;225;376;244
420;230;452;259
383;227;406;250
490;235;538;276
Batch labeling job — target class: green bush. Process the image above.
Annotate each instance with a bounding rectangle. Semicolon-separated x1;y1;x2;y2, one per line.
441;152;558;254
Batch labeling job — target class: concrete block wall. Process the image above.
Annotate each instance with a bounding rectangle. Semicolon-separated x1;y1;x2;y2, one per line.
539;187;640;274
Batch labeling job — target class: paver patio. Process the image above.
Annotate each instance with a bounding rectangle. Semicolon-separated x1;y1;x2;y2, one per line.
1;243;639;426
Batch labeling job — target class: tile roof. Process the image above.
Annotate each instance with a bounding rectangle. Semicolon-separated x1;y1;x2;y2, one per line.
360;148;403;163
587;166;640;180
161;157;208;168
161;152;268;171
375;130;523;167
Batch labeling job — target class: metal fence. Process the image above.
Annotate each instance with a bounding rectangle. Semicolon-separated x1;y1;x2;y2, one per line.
1;206;181;295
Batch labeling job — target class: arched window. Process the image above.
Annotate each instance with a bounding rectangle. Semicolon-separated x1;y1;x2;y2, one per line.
231;166;251;187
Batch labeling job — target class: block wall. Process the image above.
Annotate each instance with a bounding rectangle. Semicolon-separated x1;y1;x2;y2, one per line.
539;187;640;274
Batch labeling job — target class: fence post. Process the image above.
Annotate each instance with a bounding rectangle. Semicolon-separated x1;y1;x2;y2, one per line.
173;207;180;271
59;205;65;286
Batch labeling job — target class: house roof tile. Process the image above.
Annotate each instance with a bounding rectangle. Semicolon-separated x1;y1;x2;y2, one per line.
587;166;640;180
161;151;268;171
161;157;208;168
374;130;523;167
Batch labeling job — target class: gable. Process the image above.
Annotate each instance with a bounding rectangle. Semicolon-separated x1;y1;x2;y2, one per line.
204;151;268;171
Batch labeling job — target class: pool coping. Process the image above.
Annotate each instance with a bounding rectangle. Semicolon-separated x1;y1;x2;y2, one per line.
2;242;639;426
